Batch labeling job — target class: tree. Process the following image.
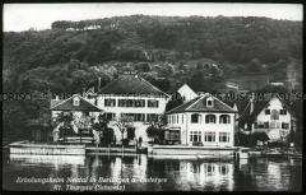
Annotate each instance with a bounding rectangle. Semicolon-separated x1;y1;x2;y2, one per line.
146;125;164;144
92;114;115;146
166;92;184;111
250;131;270;146
113;116;134;145
54;112;75;143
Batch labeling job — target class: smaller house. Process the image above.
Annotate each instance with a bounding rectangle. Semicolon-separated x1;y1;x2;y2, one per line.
177;84;198;103
165;93;237;148
237;93;295;142
50;94;103;144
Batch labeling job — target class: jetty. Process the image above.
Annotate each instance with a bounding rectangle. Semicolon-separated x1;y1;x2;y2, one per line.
148;145;239;159
8;141;85;155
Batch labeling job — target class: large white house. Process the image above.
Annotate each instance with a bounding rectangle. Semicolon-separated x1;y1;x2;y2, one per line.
238;94;295;141
165;93;237;148
93;73;170;144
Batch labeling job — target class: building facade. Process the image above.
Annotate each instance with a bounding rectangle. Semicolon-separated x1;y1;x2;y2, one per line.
165;93;237;148
95;74;170;144
238;94;294;141
50;74;170;145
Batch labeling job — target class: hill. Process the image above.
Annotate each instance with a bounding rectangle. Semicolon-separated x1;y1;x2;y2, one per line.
3;15;302;142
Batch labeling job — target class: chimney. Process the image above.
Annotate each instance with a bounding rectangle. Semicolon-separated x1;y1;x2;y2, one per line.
82;88;86;98
98;77;101;90
250;93;255;114
198;91;208;97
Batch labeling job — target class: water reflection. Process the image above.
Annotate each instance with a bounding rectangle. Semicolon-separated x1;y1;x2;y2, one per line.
3;153;302;191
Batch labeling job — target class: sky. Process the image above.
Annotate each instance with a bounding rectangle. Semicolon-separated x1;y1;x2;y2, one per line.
3;3;303;32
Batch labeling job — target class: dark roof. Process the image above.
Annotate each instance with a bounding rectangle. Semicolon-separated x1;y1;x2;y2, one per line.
238;94;293;125
51;94;102;112
166;93;237;114
98;74;169;97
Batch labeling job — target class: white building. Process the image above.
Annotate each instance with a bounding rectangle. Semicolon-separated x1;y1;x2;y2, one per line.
50;74;170;145
50;94;104;143
95;74;170;144
238;94;295;141
165;93;237;148
177;83;198;103
51;94;103;122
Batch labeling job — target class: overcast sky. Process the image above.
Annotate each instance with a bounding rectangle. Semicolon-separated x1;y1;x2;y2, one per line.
3;3;303;32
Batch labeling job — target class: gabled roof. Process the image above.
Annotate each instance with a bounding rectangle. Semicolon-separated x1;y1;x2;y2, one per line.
238;93;293;125
177;84;197;94
98;74;170;97
166;93;237;114
50;94;103;112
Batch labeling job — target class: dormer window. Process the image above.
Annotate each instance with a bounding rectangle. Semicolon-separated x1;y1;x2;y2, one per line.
206;97;214;107
73;97;80;106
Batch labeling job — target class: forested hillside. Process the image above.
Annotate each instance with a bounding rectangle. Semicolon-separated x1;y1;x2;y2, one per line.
3;15;302;143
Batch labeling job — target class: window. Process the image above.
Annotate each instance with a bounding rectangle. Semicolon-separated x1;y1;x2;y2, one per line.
219;132;230;142
73;97;80;106
121;113;145;122
205;164;215;176
171;115;175;124
204;132;216;142
191;113;200;123
205;114;216;124
106;113;116;120
147;114;159;122
177;115;179;124
255;122;265;129
219;115;231;124
264;122;269;128
271;109;279;120
190;131;202;142
118;99;145;107
265;109;270;115
165;130;180;141
118;99;126;107
282;122;289;129
206;97;214;107
134;114;145;122
104;99;116;107
219;165;229;175
182;115;184;123
126;99;134;107
173;115;176;124
135;99;145;107
270;121;280;129
148;100;159;108
168;115;172;124
280;109;287;115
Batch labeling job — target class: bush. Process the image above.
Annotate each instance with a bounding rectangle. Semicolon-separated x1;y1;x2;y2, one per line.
122;138;130;146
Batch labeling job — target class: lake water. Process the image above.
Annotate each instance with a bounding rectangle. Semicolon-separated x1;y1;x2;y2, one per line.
2;152;302;191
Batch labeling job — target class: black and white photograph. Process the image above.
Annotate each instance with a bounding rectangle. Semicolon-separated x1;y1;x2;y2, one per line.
2;2;303;192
